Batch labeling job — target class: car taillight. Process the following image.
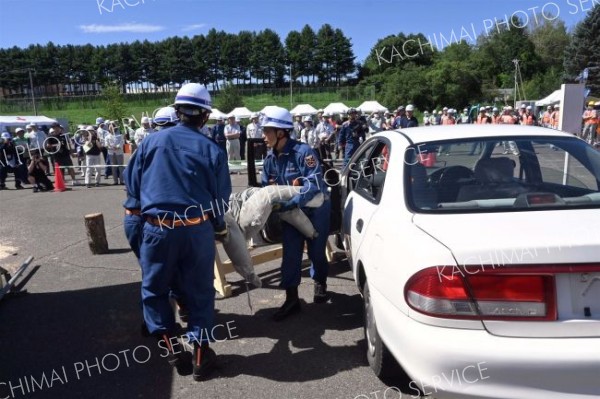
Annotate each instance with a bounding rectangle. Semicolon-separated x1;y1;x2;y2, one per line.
405;266;557;321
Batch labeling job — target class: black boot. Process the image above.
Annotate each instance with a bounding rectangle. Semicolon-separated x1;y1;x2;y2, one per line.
273;287;301;321
313;282;330;304
193;342;217;381
157;333;185;368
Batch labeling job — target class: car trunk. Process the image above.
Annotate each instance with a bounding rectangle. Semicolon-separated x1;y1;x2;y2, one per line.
413;210;600;338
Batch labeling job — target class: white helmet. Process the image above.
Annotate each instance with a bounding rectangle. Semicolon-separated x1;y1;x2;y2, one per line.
154;106;179;125
173;83;212;115
96;117;105;124
302;115;313;123
405;104;415;112
1;132;11;140
260;106;294;130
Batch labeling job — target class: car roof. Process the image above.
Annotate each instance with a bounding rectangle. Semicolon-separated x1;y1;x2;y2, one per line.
375;125;575;144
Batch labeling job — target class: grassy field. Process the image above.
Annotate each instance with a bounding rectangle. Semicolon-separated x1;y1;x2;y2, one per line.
2;90;364;130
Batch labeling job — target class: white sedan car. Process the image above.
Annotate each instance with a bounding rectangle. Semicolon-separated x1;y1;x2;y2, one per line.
340;125;600;399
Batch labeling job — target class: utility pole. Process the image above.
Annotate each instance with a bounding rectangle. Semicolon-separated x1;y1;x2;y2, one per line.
512;59;525;108
289;64;293;109
28;68;37;116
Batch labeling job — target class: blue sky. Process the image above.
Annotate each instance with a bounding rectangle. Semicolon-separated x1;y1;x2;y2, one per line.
0;0;597;62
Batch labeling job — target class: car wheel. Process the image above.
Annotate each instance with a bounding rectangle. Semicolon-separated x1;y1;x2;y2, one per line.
364;281;398;379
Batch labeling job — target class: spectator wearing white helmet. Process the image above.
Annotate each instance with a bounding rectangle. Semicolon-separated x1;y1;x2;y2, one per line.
260;105;331;320
457;108;470;124
124;82;230;381
422;110;431;126
246;113;262;139
400;104;419;128
105;121;125;185
0;131;28;189
94;118;112;178
246;113;265;159
224;115;241;161
25;123;47;155
300;115;318;148
315;112;335;159
134;116;154;146
83;125;103;187
491;107;501;124
522;105;537;126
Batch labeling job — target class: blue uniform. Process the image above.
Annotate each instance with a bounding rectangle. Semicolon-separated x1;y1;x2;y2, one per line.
337;119;367;166
124;123;231;342
261;139;331;288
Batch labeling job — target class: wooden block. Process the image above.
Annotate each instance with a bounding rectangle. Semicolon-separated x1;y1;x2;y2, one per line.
84;213;109;254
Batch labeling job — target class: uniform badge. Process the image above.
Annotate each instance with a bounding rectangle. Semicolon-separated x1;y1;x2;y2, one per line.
305;155;317;168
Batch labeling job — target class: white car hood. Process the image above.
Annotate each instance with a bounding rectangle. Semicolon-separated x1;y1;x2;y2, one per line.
413;209;600;266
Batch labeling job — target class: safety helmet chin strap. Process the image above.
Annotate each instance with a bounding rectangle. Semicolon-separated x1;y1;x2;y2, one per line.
274;129;289;152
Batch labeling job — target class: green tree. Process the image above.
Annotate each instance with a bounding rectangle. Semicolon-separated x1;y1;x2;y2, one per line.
528;14;569;71
315;24;336;85
215;82;243;113
564;5;600;94
331;28;355;85
285;30;302;85
102;83;129;122
299;25;317;84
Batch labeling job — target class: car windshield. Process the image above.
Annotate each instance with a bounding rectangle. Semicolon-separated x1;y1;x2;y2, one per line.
406;136;600;212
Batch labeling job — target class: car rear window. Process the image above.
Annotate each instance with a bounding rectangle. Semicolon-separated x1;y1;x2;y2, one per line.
406;136;600;212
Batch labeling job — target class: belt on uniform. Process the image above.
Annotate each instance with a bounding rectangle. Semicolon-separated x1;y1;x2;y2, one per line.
145;213;210;228
125;208;141;216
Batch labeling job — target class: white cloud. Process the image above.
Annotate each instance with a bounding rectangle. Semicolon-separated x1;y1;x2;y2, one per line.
181;24;207;32
79;23;165;34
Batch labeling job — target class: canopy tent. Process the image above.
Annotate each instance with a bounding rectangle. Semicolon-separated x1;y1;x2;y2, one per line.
323;102;349;115
227;107;254;119
208;108;228;120
535;90;562;107
357;101;388;114
290;104;318;116
0;115;57;132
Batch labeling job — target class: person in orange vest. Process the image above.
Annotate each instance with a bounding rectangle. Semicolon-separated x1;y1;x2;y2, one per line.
542;105;553;128
582;101;598;143
523;105;537;126
491;107;501;124
476;107;491;124
442;108;456;125
440;107;449;124
500;106;518;124
437;109;456;155
551;104;561;130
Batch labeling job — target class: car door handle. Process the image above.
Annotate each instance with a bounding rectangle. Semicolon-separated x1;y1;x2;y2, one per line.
356;219;364;233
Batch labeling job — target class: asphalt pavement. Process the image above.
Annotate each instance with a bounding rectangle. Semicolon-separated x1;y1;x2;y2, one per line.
0;170;406;399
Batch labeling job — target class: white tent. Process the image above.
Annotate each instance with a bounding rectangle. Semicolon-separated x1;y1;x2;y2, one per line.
227;107;254;119
357;101;388;114
323;102;349;115
0;115;57;132
290;104;318;116
535;90;562;107
208;108;228;120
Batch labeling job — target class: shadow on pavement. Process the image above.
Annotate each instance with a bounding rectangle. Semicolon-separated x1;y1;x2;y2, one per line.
1;275;368;397
0;282;173;399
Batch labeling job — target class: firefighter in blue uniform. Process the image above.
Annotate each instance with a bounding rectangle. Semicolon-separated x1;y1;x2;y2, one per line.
261;106;331;321
124;84;231;380
123;106;190;332
337;108;367;167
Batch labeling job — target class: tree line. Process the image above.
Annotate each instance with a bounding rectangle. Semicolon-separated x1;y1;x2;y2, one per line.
0;24;355;97
356;6;599;111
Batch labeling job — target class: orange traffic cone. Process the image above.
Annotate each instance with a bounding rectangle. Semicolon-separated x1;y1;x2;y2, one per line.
54;163;67;192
